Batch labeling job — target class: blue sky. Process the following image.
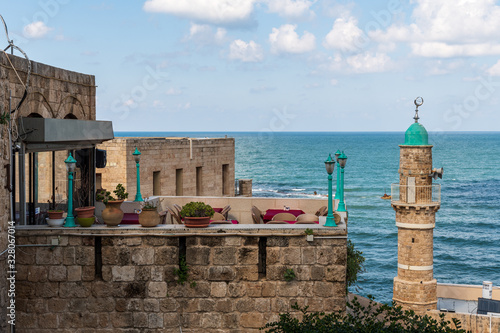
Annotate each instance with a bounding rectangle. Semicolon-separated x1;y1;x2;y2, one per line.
3;1;500;131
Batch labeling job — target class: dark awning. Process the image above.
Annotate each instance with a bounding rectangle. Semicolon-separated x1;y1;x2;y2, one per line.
18;117;114;152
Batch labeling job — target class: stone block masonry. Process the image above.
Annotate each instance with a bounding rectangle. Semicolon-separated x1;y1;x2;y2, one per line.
14;225;347;332
97;137;235;199
1;52;96;331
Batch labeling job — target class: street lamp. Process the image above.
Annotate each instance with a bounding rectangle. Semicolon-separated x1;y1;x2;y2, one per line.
133;147;143;202
324;154;337;227
337;151;347;212
334;149;341;202
64;153;77;227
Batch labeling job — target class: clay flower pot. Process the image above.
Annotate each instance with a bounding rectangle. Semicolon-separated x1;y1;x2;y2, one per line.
139;208;160;227
102;200;124;227
47;210;64;219
184;216;211;228
75;206;95;219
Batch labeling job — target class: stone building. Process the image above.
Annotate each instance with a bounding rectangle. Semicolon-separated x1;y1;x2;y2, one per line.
0;50;111;331
96;137;235;199
391;102;440;312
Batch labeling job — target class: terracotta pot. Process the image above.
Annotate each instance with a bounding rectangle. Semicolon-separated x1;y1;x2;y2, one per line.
102;200;124;226
75;206;95;218
184;216;210;228
139;208;160;227
47;211;63;219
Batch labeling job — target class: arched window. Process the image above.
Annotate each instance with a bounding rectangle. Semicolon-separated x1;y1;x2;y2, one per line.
27;113;43;118
64;113;78;119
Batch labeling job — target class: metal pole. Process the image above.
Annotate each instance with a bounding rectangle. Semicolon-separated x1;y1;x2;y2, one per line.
338;166;346;212
335;159;341;199
134;160;143;202
19;142;26;225
324;173;337;227
64;169;76;227
51;151;55;210
8;90;14;221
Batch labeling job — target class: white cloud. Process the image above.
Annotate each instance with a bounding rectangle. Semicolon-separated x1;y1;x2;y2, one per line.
166;88;182;95
187;23;226;45
486;60;500;76
143;0;256;25
23;21;53;39
370;0;500;57
228;39;264;62
411;42;500;58
323;16;364;53
330;79;338;85
345;52;392;73
265;0;315;19
269;24;315;54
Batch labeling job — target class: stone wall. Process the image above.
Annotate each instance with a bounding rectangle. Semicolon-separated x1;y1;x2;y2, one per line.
97;137;235;199
14;225;347;332
1;52;97;331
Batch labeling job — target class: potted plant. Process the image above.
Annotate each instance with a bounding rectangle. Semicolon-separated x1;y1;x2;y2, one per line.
179;202;214;228
139;199;160;227
97;184;128;226
47;210;64;219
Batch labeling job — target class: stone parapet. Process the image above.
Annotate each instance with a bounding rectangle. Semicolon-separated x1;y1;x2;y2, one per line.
14;225;347;332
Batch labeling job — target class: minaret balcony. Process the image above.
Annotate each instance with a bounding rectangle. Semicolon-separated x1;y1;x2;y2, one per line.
391;183;441;207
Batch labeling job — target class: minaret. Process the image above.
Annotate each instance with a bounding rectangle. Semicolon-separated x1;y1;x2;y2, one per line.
392;98;441;313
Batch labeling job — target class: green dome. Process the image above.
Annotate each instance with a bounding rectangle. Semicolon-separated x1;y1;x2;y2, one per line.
403;122;428;145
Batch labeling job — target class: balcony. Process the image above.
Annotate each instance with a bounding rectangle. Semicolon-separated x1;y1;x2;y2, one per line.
391;183;441;205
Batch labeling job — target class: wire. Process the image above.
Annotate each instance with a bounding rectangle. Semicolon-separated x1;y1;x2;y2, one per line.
0;14;31;114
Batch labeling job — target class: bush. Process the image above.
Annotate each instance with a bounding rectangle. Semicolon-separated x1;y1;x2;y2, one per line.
261;296;469;333
179;202;214;218
346;239;365;292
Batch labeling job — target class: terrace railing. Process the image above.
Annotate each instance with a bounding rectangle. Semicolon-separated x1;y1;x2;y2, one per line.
391;183;441;205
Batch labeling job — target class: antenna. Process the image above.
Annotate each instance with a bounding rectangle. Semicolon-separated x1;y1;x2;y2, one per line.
414;96;423;123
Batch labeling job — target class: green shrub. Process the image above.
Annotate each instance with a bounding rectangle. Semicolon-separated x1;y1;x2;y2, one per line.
284;268;296;282
346;239;365;292
96;184;128;204
261;296;469;333
179;202;214;218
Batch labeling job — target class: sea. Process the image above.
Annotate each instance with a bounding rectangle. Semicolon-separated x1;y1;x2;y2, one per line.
117;131;500;304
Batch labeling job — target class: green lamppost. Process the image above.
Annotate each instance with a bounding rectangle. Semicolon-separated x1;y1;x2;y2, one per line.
64;153;77;227
337;151;347;212
334;149;341;201
324;154;337;227
133;147;143;202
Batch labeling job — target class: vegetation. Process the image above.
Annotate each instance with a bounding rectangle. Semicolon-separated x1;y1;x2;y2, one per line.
96;184;128;204
304;228;314;235
174;255;196;288
179;201;214;218
346;239;365;292
284;268;296;282
0;111;9;125
142;199;157;210
261;296;469;333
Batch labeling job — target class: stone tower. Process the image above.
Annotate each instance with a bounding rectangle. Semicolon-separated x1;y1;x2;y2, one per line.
392;101;441;312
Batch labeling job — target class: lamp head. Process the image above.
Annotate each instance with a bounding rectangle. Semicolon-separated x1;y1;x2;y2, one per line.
64;153;77;173
325;154;335;175
338;151;347;168
133;147;141;163
334;149;341;162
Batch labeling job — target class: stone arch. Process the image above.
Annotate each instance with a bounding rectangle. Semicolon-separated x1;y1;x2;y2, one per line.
57;95;87;120
27;112;43;118
64;113;78;119
23;91;56;119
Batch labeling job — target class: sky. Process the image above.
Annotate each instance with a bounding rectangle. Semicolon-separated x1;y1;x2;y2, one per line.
3;0;500;132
